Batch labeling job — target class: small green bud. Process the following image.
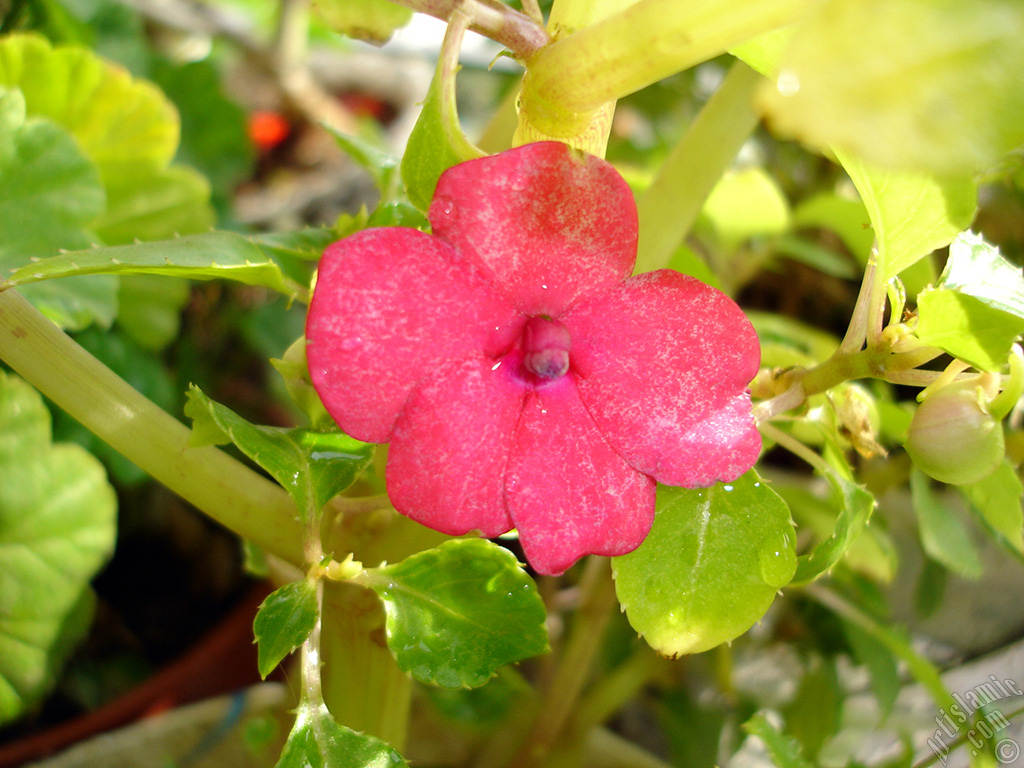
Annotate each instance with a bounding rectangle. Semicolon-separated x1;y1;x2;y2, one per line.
904;378;1004;486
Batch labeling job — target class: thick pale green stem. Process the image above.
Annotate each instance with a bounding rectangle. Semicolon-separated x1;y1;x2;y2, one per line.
0;287;304;564
511;0;638;154
634;60;763;274
518;0;812;143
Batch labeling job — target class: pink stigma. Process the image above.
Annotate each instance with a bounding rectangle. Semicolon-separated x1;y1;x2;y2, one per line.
522;316;571;380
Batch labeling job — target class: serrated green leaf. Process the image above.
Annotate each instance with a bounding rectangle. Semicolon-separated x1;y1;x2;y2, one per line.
837;149;976;281
0;372;117;724
0;87;117;330
312;0;413;44
254;580;319;679
916;289;1024;372
743;713;815;768
400;63;483;212
276;702;407;768
960;460;1024;553
938;231;1024;319
5;231;306;300
326;127;400;194
185;386;373;519
612;471;797;657
909;469;983;580
915;231;1024;371
758;0;1024;176
791;470;875;585
363;539;548;688
250;228;338;263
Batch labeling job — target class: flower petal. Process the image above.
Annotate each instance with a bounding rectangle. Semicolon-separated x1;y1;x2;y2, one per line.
386;355;525;537
566;270;761;487
506;378;656;576
429;142;637;316
306;228;518;443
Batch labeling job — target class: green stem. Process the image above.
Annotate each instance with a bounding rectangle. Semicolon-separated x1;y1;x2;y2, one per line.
803;584;955;714
519;0;811;130
0;287;305;565
574;648;665;733
634;59;763;274
513;556;618;768
388;0;549;58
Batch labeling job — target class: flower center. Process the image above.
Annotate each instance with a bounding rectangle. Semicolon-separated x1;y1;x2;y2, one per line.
521;316;571;380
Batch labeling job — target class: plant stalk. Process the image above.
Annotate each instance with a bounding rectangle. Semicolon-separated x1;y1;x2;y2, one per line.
634;59;763;274
0;287;305;565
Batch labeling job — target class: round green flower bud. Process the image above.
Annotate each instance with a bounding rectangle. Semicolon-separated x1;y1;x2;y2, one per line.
904;380;1004;486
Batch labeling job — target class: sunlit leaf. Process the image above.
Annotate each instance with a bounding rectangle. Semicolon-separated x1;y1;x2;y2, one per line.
363;539;548;688
0;372;117;724
916;231;1024;371
837;149;976;281
612;471;797;656
701;166;790;248
759;0;1024;176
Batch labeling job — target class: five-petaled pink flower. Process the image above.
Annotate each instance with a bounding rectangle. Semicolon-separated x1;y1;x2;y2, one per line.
307;142;761;575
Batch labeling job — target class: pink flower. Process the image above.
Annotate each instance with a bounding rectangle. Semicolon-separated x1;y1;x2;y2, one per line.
306;142;761;575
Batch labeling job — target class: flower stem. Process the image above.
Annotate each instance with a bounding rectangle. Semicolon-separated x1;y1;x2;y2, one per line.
388;0;549;58
634;59;763;274
519;0;811;127
512;556;618;768
0;287;305;565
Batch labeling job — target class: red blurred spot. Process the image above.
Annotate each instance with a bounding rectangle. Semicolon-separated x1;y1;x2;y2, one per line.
248;111;291;151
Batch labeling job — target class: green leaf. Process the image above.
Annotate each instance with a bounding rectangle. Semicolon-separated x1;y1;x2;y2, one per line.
758;0;1024;176
915;231;1024;371
790;470;875;585
0;372;117;724
842;620;900;720
363;539;548;688
5;231;306;300
326;127;400;194
312;0;413;44
253;580;319;679
791;191;873;264
185;386;373;519
400;63;483;212
960;460;1024;554
782;657;841;759
275;702;407;768
909;469;983;579
742;712;815;768
916;290;1024;372
92;164;215;244
937;231;1024;318
115;274;191;352
701;166;790;248
0;33;215;245
612;471;797;657
0;87;117;330
837;149;976;281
